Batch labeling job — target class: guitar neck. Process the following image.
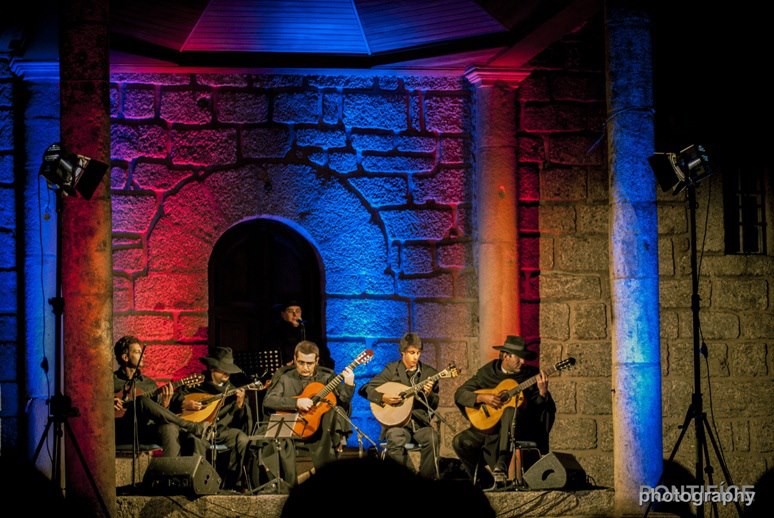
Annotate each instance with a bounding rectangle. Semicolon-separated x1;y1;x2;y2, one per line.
506;365;560;397
198;381;261;405
126;378;183;401
316;361;358;399
399;371;444;398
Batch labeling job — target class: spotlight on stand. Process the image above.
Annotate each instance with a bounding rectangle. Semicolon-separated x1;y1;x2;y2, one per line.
644;143;740;518
39;142;109;200
648;144;712;195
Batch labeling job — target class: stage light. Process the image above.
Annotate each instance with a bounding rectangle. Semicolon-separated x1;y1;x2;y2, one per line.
39;142;109;200
648;144;712;195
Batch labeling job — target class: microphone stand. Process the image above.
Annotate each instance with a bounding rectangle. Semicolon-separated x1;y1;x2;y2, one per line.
332;405;378;458
120;345;148;487
413;387;456;479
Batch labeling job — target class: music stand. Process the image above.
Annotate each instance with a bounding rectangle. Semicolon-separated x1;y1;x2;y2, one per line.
249;414;303;494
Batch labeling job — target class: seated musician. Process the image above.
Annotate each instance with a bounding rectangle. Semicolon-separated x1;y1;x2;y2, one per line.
170;347;253;491
261;340;354;485
452;335;556;488
113;335;210;456
359;332;440;479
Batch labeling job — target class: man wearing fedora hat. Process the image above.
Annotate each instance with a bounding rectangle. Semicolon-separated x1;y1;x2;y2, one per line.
172;347;254;491
452;335;556;489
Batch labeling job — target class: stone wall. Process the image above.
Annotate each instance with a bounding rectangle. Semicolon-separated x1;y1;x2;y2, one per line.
0;56;18;450
514;28;612;486
108;72;475;447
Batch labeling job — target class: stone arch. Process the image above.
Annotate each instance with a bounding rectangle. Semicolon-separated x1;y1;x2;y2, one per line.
208;216;326;363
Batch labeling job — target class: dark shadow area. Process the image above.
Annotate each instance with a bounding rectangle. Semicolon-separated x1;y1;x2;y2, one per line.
281;456;495;517
648;460;697;518
743;467;773;517
0;452;91;514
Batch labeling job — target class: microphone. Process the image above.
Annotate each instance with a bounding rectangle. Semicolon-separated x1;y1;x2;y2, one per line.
297;319;308;326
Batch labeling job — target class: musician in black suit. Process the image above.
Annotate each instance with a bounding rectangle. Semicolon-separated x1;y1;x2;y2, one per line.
268;300;334;368
171;347;253;490
360;332;440;479
452;335;555;488
112;335;210;456
261;340;355;485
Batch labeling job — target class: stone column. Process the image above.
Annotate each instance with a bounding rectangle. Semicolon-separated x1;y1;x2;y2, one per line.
465;67;528;364
59;1;115;516
605;1;663;514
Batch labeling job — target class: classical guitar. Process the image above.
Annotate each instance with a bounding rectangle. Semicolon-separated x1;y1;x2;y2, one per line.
286;349;374;440
179;380;266;424
370;362;460;427
465;358;576;431
114;373;205;418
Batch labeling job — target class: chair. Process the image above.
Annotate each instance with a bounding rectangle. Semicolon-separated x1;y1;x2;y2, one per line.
379;441;419;471
472;440;541;489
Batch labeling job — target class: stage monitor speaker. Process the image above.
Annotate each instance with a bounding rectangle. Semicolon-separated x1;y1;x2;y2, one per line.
143;455;222;496
522;452;586;490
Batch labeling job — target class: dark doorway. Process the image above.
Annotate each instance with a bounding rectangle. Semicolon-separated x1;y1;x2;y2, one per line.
208;218;325;368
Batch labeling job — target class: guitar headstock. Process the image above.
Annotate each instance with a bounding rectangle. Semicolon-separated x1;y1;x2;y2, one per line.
182;373;205;387
556;357;577;372
351;349;375;367
439;362;460;379
245;380;266;391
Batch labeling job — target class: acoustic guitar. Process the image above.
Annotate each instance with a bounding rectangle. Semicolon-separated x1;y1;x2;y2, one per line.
465;358;576;431
283;349;374;440
179;380;266;424
114;373;205;418
370;362;460;427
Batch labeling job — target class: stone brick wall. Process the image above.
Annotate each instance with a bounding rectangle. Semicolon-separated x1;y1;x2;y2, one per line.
514;27;612;486
0;56;19;451
109;72;475;446
514;23;774;498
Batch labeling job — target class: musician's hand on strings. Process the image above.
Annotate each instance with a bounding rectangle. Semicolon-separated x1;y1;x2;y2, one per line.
476;393;503;409
537;370;549;398
382;394;402;406
297;397;314;412
183;398;203;411
342;367;355;386
422;380;434;394
114;398;124;412
160;383;173;408
235;388;246;408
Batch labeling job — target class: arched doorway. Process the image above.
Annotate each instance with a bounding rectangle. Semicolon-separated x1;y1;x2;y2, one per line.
208;218;325;371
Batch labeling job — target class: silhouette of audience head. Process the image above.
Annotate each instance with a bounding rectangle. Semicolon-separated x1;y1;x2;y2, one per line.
281;456;494;517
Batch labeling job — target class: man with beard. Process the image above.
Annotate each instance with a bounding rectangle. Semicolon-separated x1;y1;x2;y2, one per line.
113;335;210;456
172;347;253;491
452;335;555;489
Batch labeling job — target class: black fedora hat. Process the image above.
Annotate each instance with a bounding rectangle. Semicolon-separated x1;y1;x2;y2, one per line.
199;347;243;374
493;335;536;360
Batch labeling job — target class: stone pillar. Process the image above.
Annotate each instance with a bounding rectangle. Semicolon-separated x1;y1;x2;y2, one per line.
465;68;528;364
10;59;61;468
605;1;663;514
59;1;115;515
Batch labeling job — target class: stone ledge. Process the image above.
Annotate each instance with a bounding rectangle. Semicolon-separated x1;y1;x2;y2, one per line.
117;488;623;518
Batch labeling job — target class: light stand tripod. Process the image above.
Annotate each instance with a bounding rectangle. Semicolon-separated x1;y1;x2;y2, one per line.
31;187;110;516
646;149;740;518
